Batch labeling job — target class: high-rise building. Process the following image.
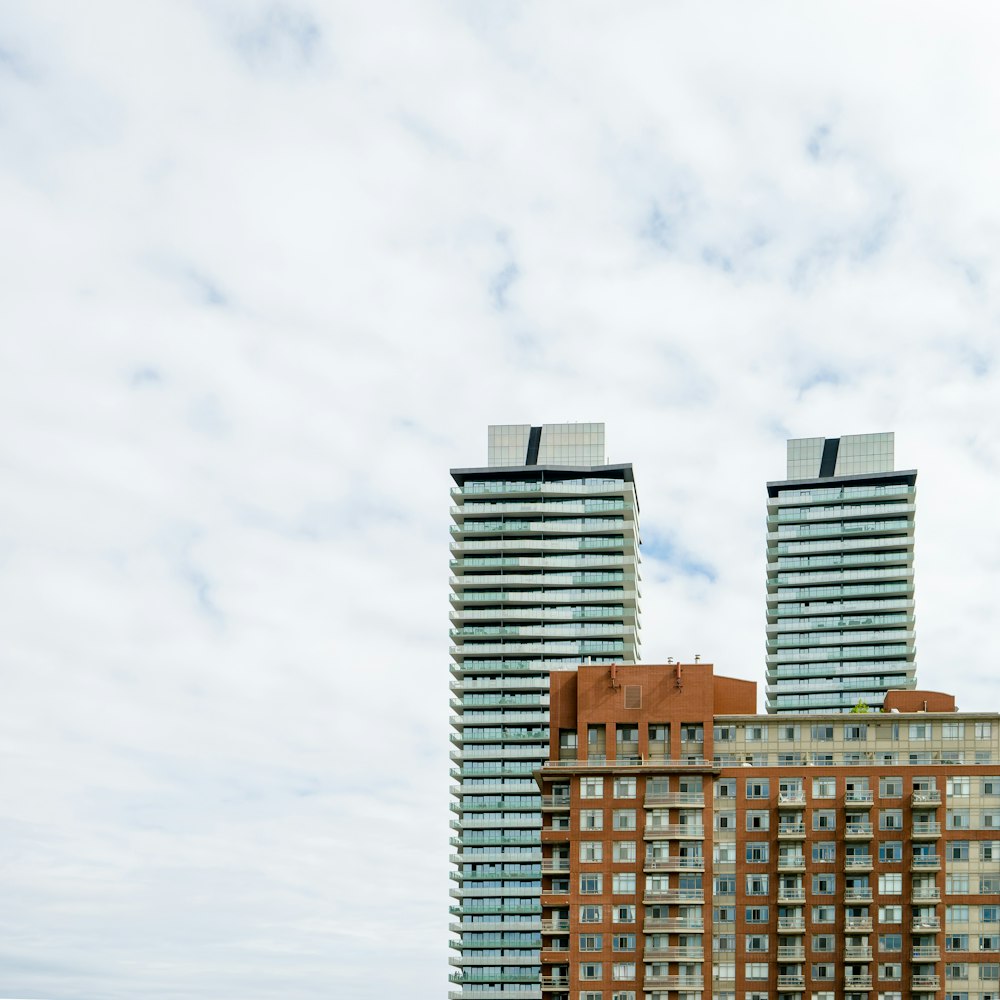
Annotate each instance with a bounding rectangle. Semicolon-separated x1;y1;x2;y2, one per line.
537;660;1000;1000
449;423;642;1000
766;432;918;714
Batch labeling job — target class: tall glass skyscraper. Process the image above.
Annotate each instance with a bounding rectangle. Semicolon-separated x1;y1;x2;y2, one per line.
448;423;641;999
766;432;917;714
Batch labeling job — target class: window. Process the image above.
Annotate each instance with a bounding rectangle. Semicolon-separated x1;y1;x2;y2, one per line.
613;777;636;799
947;874;970;894
947;809;971;830
612;962;635;981
812;934;834;952
580;873;603;894
716;811;736;831
879;842;902;863
680;724;704;743
613;810;636;831
612;904;635;924
581;809;603;831
746;875;769;896
745;906;768;923
746;811;769;831
745;963;768;980
813;777;836;798
984;877;1000;894
714;905;736;922
746;843;769;864
909;722;932;740
981;935;1000;951
746;725;766;742
943;722;965;739
716;779;736;799
948;777;971;797
879;873;902;894
844;723;868;741
976;721;993;739
879;906;902;923
880;809;903;830
715;875;736;895
946;906;969;923
579;933;603;951
947;965;969;981
580;992;602;1000
812;905;835;923
715;725;735;742
982;841;1000;861
612;993;636;1000
813;842;836;862
879;934;902;952
613;841;636;863
812;874;835;895
984;777;1000;796
581;777;604;799
948;841;970;861
812;963;835;980
612;873;635;894
946;935;969;952
878;964;902;981
580;905;603;923
879;777;902;798
612;934;636;951
715;842;737;864
745;934;768;952
580;962;603;980
581;842;603;863
780;724;800;741
813;810;836;831
746;779;770;799
983;906;999;923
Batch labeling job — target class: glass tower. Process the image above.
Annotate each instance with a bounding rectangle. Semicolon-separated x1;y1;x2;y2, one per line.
448;423;641;999
766;433;917;714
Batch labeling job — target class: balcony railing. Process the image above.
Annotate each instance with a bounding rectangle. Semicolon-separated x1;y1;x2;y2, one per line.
777;976;806;990
844;947;873;961
845;823;873;837
777;824;806;839
910;854;941;870
912;975;940;990
643;917;704;931
644;792;705;806
642;889;705;903
845;854;873;871
643;947;705;961
844;975;873;989
845;887;873;902
777;856;806;871
845;790;874;804
643;975;704;989
912;917;941;931
912;947;940;961
540;919;569;933
643;824;705;839
911;822;941;838
912;886;940;901
643;857;705;872
912;789;941;806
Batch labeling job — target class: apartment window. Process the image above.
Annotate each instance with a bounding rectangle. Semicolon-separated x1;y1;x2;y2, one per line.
614;777;636;799
983;907;999;923
879;842;902;863
715;725;736;742
780;724;800;741
746;779;770;800
716;842;737;864
581;874;603;894
947;965;969;981
948;777;971;797
844;723;868;741
984;810;1000;829
909;722;932;740
878;964;902;981
745;934;768;953
812;934;834;952
879;777;903;798
579;841;603;863
813;810;836;831
943;722;965;739
611;993;636;1000
879;809;903;830
746;875;769;896
580;992;602;1000
612;934;636;951
715;875;736;895
976;722;993;739
985;878;1000;897
612;962;635;981
878;934;902;952
879;906;902;923
813;842;836;862
812;874;835;895
716;779;736;799
812;905;834;923
715;934;736;952
984;777;1000;796
580;962;603;980
812;964;835;980
948;841;970;861
582;777;604;799
981;964;1000;981
982;841;1000;861
878;993;902;1000
745;907;769;923
746;725;766;742
579;933;603;951
947;809;971;830
981;935;1000;951
716;811;736;831
612;873;635;895
947;874;970;894
746;843;769;864
613;810;636;831
680;724;704;743
946;935;969;952
714;905;736;922
878;873;902;895
580;905;603;923
746;811;769;831
613;841;636;863
613;904;635;923
946;906;970;923
581;810;603;831
813;777;836;798
811;725;834;741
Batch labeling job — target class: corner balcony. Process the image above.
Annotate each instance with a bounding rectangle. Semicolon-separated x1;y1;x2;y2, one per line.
540;919;570;934
644;791;706;807
540;796;570;811
778;790;806;806
540;976;569;991
845;790;874;806
540;859;570;873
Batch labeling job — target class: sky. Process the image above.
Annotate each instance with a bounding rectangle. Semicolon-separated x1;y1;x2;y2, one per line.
2;1;1000;997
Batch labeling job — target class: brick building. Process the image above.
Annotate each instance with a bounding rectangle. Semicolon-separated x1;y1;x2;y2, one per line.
537;662;999;1000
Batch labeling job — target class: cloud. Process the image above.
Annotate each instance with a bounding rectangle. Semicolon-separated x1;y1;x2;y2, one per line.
2;2;1000;998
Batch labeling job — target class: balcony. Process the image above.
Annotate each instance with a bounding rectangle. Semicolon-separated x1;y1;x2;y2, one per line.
778;791;806;806
844;975;873;990
540;919;569;934
777;976;806;991
910;855;941;871
845;887;873;903
911;822;941;839
643;856;705;872
778;856;806;871
540;859;570;873
845;790;874;805
643;975;704;990
912;789;941;806
644;824;705;839
777;886;806;902
778;824;806;839
540;796;570;811
912;917;941;932
643;888;705;904
912;886;941;902
644;917;704;932
844;947;873;961
643;947;705;962
844;823;873;839
541;976;570;991
912;946;940;961
777;947;806;961
777;918;806;932
912;976;940;991
644;791;706;807
845;854;873;871
844;917;873;932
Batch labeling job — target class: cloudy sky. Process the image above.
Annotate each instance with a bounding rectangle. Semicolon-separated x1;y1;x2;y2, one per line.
2;2;1000;997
